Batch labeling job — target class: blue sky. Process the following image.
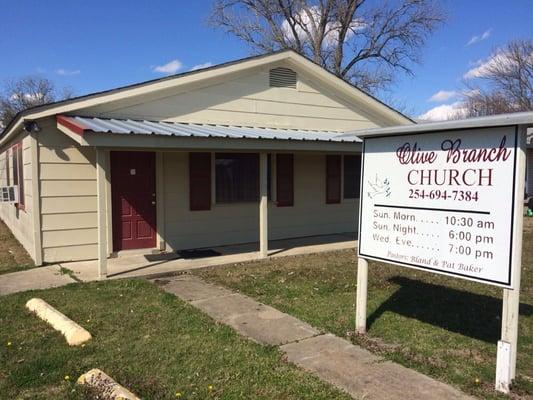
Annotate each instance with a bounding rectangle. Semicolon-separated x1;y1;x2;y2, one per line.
0;0;531;121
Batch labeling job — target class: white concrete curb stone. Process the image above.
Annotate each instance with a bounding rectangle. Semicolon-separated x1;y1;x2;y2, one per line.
25;298;92;346
77;368;140;400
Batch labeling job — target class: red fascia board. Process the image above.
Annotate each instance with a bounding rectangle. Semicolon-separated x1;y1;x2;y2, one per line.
56;115;86;136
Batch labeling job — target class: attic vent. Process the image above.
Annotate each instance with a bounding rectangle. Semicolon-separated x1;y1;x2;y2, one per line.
269;67;297;89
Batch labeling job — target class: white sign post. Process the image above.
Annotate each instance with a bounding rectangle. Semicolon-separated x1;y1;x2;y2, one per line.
356;124;527;394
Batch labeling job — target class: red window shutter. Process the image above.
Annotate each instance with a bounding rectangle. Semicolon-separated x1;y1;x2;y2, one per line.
12;145;18;186
189;152;211;211
17;144;24;209
276;154;294;207
5;149;10;186
326;155;341;204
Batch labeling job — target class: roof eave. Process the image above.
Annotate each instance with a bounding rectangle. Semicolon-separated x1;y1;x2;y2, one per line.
1;49;412;147
347;111;533;138
78;131;362;152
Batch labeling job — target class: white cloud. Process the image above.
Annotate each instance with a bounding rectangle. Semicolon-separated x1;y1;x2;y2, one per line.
190;62;213;71
428;90;457;102
466;29;492;46
281;6;365;48
153;59;183;74
464;46;533;79
10;92;45;102
56;68;80;76
417;102;465;122
464;51;512;79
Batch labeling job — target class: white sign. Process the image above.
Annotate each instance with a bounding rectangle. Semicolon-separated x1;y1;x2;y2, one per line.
358;126;518;288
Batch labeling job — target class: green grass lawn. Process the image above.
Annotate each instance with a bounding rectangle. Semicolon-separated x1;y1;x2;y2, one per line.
197;218;533;399
0;279;352;400
0;219;34;275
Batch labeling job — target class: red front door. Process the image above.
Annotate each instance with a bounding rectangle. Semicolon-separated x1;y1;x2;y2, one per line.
111;151;157;251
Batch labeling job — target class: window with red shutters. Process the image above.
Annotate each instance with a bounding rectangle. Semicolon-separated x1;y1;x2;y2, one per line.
326;155;341;204
189;152;211;211
276;153;294;207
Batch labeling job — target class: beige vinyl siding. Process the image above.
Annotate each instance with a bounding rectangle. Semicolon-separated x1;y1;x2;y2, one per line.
526;148;533;196
43;244;98;262
28;58;394;263
270;153;358;239
0;133;35;260
81;66;382;132
162;152;357;251
37;118;98;263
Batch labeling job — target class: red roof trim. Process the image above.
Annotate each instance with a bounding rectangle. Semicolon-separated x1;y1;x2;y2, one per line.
56;115;86;136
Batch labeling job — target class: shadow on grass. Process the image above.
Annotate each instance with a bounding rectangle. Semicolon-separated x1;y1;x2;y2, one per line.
367;276;533;343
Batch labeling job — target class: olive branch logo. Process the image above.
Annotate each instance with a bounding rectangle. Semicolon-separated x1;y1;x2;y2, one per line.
367;174;391;199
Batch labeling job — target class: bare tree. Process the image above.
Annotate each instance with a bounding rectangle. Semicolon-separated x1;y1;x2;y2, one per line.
0;76;73;129
210;0;445;93
461;39;533;118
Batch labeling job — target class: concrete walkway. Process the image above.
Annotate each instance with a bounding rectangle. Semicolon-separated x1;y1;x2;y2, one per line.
0;234;355;296
0;265;76;296
155;275;473;400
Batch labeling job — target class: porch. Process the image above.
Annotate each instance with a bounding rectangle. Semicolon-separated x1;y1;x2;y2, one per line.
56;115;362;278
60;233;357;282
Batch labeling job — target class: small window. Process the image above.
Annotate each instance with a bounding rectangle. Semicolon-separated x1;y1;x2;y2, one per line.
269;67;297;89
12;143;24;209
343;155;361;199
216;153;259;203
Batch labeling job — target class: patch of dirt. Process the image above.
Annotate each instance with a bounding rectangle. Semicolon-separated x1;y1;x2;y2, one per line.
0;218;33;271
446;348;488;363
353;334;449;369
152;279;170;286
353;333;402;354
523;215;533;233
12;384;66;399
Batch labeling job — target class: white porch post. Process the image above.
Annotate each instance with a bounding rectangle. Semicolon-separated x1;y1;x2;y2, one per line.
96;148;108;279
156;152;166;251
355;257;368;334
259;152;268;258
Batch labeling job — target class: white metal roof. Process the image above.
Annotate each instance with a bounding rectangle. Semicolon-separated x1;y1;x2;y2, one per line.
342;111;533;139
64;116;362;142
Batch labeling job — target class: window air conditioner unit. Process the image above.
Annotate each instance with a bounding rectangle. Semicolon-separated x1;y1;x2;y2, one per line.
0;186;18;203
